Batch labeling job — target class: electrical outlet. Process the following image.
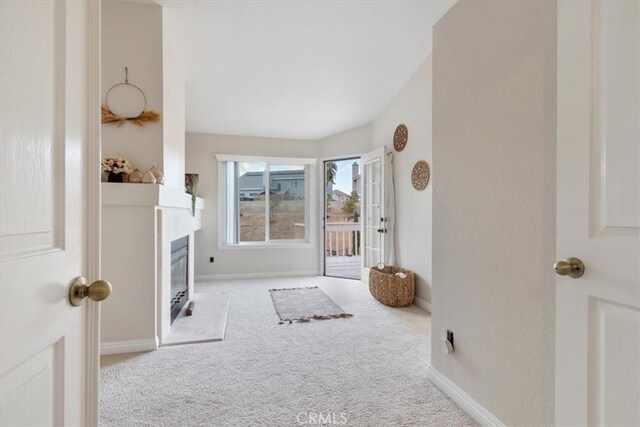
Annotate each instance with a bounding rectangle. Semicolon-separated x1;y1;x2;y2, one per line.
441;330;454;355
447;330;454;348
209;257;215;263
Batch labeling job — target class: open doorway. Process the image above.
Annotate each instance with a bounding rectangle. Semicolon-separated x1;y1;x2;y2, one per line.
324;158;362;280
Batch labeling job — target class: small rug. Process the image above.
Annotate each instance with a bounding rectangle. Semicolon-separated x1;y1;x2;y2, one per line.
162;290;231;346
269;286;353;324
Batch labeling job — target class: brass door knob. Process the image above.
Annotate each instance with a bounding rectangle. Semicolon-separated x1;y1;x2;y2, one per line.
554;257;585;278
68;277;112;306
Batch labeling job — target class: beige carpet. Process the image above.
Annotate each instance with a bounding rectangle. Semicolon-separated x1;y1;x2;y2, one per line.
163;290;231;346
100;276;477;426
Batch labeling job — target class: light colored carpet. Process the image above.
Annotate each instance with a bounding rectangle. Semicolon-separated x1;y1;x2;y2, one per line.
269;286;352;323
163;290;231;346
100;276;477;426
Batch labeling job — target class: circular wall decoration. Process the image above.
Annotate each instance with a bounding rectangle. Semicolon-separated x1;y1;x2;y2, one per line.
102;67;160;127
393;124;408;152
411;160;430;191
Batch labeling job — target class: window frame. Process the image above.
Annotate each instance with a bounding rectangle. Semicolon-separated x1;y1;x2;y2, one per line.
216;154;317;250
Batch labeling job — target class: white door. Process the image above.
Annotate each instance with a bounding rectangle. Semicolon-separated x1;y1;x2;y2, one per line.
556;1;640;425
0;1;103;426
361;147;387;282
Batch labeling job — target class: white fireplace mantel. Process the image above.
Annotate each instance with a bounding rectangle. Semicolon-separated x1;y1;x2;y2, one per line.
100;183;204;355
102;182;205;210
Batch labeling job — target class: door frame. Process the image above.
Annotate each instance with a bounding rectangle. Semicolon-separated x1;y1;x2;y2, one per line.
320;155;363;280
317;154;363;280
85;1;102;425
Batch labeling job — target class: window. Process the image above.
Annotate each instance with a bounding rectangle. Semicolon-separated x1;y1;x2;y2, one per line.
217;155;316;248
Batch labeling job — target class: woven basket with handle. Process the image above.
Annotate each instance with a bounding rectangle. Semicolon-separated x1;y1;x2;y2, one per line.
368;265;415;307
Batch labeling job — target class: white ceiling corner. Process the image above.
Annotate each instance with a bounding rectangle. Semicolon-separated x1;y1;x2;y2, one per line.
161;0;455;140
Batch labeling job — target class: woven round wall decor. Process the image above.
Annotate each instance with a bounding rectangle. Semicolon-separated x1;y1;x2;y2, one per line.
393;124;408;152
411;160;430;191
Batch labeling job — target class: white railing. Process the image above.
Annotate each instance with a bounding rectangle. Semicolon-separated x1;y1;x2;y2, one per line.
325;222;361;257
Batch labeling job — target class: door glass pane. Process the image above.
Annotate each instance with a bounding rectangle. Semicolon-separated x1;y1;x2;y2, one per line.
238;162;265;242
366;205;380;225
365;227;379;250
372;159;381;184
269;164;305;240
372;182;380;205
364;247;380;269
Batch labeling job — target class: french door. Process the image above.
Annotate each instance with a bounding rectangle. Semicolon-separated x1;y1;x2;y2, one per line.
361;147;387;282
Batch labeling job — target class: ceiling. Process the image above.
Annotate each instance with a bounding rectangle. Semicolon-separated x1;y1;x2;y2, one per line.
162;1;454;140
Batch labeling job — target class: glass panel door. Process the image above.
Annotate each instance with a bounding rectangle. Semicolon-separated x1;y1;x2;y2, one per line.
361;147;386;282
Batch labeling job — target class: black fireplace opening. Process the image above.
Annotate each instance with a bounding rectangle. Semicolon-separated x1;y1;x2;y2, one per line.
170;236;189;324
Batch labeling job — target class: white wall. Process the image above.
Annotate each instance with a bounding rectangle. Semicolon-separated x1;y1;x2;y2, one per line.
101;204;157;345
318;124;373;159
372;56;433;303
431;1;556;425
102;1;164;176
185;132;321;279
162;8;186;190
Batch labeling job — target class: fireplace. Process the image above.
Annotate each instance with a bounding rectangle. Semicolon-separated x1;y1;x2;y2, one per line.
170;236;189;324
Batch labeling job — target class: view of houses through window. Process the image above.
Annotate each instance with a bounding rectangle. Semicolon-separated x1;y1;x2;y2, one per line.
228;161;308;243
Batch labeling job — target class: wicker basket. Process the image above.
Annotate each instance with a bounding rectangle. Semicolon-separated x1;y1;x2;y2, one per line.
368;265;415;307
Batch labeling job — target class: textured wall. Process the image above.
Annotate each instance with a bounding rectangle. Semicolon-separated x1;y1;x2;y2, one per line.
431;1;556;425
372;56;433;303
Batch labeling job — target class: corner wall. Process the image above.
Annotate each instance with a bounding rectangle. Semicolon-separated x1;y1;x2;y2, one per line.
185;132;321;279
372;56;433;304
431;1;556;425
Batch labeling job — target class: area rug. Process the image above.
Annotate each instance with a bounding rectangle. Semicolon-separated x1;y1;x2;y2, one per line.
162;290;231;346
269;286;353;323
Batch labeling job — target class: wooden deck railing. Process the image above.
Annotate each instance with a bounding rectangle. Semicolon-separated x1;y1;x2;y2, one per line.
325;222;361;257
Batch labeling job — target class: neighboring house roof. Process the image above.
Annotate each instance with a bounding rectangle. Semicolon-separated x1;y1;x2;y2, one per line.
270;170;304;181
332;189;349;198
238;172;264;191
239;170;304;191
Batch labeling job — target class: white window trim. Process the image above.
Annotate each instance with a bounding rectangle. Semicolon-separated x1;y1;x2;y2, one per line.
217;155;317;250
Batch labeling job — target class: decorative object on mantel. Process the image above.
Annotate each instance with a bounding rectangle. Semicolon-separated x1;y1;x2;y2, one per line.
149;163;165;184
142;169;156;184
411;160;430;191
101;67;160;127
128;168;144;183
393;124;408;152
185;173;199;216
101;156;133;183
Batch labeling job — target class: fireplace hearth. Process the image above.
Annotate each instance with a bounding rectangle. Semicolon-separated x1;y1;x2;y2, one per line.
170;236;189;324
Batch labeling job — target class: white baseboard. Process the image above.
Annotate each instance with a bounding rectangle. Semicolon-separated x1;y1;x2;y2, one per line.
413;296;432;313
100;337;159;356
195;270;321;282
426;366;505;427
